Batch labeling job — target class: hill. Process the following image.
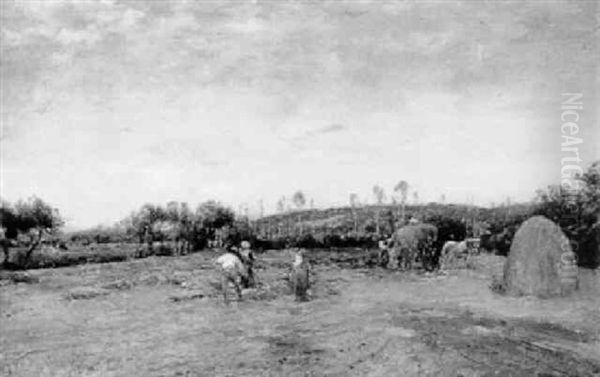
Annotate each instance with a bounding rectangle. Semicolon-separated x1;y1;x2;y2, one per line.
253;202;534;252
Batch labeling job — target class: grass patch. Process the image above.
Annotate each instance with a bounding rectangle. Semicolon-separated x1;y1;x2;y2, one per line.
4;243;144;270
64;286;110;300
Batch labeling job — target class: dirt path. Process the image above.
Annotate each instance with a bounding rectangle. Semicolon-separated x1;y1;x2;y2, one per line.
1;251;599;376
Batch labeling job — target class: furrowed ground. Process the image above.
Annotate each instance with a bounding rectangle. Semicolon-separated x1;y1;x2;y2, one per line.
1;250;599;377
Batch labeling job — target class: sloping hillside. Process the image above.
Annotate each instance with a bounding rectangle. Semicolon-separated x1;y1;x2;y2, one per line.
254;203;534;239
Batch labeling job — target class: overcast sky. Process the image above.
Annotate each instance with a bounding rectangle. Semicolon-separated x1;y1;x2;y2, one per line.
1;0;598;229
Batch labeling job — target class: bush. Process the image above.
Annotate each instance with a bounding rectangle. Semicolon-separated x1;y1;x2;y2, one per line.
3;244;140;270
65;287;110;300
292;234;320;249
534;161;600;268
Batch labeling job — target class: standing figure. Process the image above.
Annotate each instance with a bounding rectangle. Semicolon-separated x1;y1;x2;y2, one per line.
215;252;248;303
291;249;310;302
239;240;256;288
378;237;390;268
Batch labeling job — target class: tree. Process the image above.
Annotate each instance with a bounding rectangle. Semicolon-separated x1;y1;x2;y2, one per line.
372;185;386;205
292;191;306;210
1;197;64;268
195;201;235;248
372;185;386;235
178;202;194;253
223;218;255;247
138;203;167;253
349;193;359;232
534;161;600;267
276;197;286;213
412;191;419;205
0;201;18;264
292;191;307;235
580;161;600;222
394;181;409;226
160;201;194;255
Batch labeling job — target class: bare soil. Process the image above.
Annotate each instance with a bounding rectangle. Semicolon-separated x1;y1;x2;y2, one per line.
1;250;599;377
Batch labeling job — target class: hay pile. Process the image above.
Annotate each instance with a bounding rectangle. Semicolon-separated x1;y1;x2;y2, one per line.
390;223;438;270
65;286;110;300
503;216;576;298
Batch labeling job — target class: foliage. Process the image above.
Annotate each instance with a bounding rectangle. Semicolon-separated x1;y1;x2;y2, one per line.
64;200;236;257
393;181;409;204
372;185;386;204
221;218;255;248
292;191;306;210
533;161;600;268
254;202;535;254
1;196;64;268
7;165;597;271
5;243;140;270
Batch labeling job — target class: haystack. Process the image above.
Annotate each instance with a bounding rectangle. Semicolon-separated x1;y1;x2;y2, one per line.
390;223;438;270
503;216;577;298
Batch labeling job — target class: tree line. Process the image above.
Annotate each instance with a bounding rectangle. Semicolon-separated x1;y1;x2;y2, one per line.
1;161;598;269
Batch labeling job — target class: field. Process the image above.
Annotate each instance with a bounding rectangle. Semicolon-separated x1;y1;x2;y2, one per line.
1;250;599;377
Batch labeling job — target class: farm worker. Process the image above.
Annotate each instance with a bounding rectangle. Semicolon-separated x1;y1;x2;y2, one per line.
291;248;310;301
239;240;256;288
215;251;248;303
378;237;390;268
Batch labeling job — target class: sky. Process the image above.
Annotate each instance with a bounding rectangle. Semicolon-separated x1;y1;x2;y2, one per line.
1;0;598;229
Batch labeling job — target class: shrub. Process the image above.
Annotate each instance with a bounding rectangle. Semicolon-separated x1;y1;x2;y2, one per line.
534;161;600;268
3;244;140;270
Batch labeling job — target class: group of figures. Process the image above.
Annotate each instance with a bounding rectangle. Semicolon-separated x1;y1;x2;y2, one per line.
214;241;310;303
377;220;480;271
215;221;482;303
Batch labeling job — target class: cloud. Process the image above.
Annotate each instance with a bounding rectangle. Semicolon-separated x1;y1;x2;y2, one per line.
226;17;266;34
318;123;346;134
1;0;598;227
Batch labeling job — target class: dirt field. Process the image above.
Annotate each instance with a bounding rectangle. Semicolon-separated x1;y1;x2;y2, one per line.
1;250;599;377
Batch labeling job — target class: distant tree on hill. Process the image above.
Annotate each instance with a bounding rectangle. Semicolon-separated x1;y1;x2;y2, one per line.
292;191;307;235
372;185;386;235
292;191;306;210
349;193;359;232
276;197;286;213
394;180;409;226
349;193;359;208
372;185;386;205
